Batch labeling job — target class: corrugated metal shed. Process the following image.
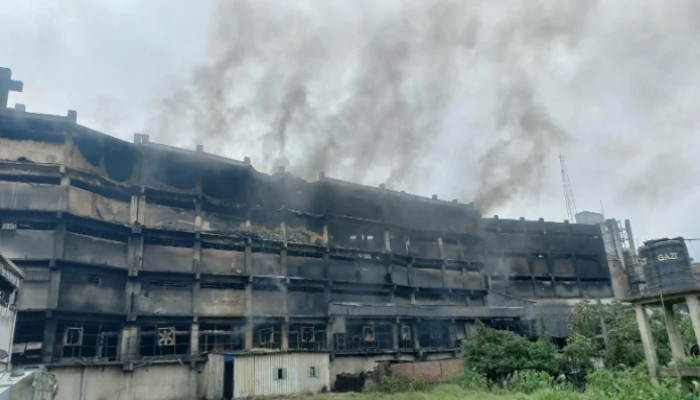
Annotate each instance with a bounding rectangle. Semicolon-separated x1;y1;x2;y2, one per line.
233;353;329;398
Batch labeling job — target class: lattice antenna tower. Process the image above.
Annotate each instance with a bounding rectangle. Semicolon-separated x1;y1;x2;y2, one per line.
559;154;578;223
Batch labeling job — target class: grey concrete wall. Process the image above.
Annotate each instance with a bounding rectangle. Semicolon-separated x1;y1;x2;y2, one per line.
532;259;549;276
69;142;103;176
509;281;536;298
287;291;327;315
444;270;463;289
251;253;281;276
286;256;324;279
576;259;608;279
50;363;199;400
67;187;131;225
0;230;54;259
442;242;461;260
0;182;66;211
143;245;193;272
394;292;412;304
391;265;409;286
251;291;284;315
412;268;443;288
552;259;576;277
201;248;246;275
534;280;555;298
580;281;613;298
554;281;581;298
64;232;128;267
326;260;387;284
331;292;390;304
58;274;126;313
490;279;508;295
144;203;196;232
138;287;193;315
17;282;50;310
463;272;482;290
201;211;246;234
506;257;530;275
411;239;440;259
0;138;64;164
199;288;246;316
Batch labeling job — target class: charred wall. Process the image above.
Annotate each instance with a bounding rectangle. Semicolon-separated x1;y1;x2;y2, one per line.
0;111;611;365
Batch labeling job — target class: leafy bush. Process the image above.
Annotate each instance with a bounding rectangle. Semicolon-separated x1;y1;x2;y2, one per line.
362;374;431;394
567;300;696;369
586;368;696;400
500;370;556;394
461;324;560;382
559;333;598;387
446;367;487;391
409;378;431;392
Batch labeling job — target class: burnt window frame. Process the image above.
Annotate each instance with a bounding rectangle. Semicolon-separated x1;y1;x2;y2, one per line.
199;323;245;353
139;323;190;358
288;323;326;351
53;321;121;361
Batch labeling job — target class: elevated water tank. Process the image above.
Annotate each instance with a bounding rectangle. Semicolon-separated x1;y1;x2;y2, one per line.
638;237;694;294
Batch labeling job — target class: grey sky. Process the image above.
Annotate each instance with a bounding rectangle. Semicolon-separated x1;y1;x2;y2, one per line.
1;0;699;253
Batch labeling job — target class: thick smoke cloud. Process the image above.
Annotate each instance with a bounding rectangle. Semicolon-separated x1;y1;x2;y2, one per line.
148;0;595;212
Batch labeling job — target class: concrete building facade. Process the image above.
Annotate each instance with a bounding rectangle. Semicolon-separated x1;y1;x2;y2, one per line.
0;68;614;399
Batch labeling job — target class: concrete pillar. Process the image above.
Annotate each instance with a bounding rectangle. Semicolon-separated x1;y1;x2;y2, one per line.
244;238;252;275
685;295;700;351
281;284;288;315
634;304;658;378
120;325;139;361
392;323;399;351
326;321;335;352
41;318;57;363
281;323;289;351
464;322;476;340
190;322;200;355
245;283;253;315
280;248;288;277
663;304;686;362
412;324;421;350
244;320;253;350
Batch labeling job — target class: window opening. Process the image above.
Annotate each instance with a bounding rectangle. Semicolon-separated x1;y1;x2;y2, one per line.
54;321;120;361
140;323;190;357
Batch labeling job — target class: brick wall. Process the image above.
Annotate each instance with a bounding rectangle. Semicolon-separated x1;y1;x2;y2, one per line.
388;358;462;383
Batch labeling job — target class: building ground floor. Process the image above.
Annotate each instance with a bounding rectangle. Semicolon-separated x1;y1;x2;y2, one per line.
43;351;462;400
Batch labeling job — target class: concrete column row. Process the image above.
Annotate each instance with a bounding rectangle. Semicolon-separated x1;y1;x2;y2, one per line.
635;295;700;380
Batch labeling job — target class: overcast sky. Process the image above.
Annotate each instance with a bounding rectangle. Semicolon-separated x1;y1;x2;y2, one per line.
1;0;699;254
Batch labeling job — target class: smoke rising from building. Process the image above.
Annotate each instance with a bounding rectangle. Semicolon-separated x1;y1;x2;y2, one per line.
148;0;595;212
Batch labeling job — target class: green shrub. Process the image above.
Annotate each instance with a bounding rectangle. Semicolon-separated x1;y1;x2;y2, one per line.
586;368;692;400
461;324;560;382
409;378;431;392
500;370;555;394
446;367;487;391
362;374;431;394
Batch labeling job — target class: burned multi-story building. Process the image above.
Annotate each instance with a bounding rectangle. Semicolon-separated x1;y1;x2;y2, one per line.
0;68;613;399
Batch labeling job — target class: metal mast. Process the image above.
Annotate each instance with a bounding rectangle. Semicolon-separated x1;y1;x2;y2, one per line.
559;154;578;223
